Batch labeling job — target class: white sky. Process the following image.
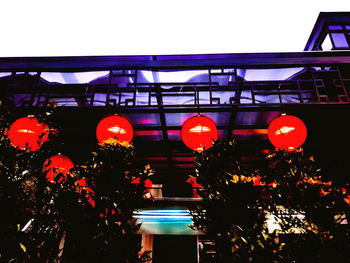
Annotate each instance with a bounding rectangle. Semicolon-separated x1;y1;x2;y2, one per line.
0;0;349;57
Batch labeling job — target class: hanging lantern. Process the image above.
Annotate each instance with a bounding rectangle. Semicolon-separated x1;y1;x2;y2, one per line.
96;115;133;145
8;116;49;151
181;115;218;151
267;114;307;150
132;177;153;192
43;154;74;183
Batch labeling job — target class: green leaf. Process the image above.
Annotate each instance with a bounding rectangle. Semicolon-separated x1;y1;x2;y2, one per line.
19;243;27;253
241;237;248;244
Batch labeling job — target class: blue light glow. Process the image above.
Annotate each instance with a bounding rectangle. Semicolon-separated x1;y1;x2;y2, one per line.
140;70;209;84
244;68;303;81
40;71;108;84
134;208;199;235
35;68;307;85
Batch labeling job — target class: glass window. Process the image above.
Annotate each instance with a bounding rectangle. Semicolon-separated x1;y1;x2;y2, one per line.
331;33;349;49
243;68;304;81
0;72;12;78
329;25;343;30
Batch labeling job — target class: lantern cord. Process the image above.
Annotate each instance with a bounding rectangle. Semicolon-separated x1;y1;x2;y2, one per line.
197;104;200;116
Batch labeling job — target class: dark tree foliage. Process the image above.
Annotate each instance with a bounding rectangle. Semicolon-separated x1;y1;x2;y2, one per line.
190;138;350;263
0;106;74;262
70;140;153;263
259;149;350;263
0;107;152;263
190;138;269;263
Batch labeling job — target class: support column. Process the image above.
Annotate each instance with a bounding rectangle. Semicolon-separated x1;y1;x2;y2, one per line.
141;234;153;263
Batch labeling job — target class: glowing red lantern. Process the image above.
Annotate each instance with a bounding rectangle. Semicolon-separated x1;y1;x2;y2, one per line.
181;115;218;151
267;114;307;150
132;177;152;192
8;116;49;151
96;115;133;145
43;154;74;183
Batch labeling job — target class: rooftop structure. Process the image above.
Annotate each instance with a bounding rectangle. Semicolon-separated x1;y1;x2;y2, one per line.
1;12;350;263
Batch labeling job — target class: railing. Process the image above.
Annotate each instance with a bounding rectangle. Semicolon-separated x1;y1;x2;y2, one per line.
1;69;349;108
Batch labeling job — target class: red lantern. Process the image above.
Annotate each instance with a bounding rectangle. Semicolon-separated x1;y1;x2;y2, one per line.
43;154;74;183
96;115;133;145
267;114;307;150
132;177;152;192
181;115;218;151
8;116;49;151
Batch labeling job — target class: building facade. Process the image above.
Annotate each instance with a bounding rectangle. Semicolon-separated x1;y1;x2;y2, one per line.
1;12;350;263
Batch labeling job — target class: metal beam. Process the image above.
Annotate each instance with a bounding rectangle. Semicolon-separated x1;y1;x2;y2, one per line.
11;103;350;116
1;51;350;72
133;125;267;131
